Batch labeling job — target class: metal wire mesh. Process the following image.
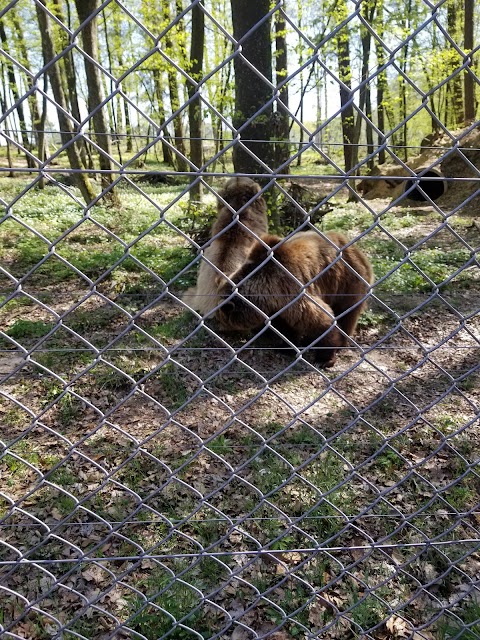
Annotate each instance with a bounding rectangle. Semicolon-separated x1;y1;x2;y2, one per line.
0;1;479;639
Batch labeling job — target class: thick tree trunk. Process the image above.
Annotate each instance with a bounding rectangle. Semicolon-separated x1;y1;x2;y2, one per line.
74;0;118;203
35;1;96;204
188;0;205;201
230;0;274;174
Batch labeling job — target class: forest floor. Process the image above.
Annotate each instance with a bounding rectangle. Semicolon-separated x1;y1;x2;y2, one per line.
0;164;479;639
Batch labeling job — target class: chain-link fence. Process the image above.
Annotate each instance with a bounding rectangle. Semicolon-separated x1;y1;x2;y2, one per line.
1;1;479;638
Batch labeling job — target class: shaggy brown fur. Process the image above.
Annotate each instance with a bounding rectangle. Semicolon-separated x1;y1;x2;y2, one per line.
216;231;373;367
183;177;268;316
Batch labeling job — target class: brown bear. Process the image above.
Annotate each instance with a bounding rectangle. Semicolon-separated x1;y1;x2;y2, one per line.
216;231;373;367
183;177;268;316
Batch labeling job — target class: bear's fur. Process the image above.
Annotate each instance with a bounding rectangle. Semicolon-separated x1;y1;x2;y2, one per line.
216;231;373;367
183;177;268;316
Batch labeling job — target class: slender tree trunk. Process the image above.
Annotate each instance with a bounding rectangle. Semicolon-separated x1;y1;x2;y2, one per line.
162;0;189;173
335;0;355;178
10;9;41;152
0;62;14;177
153;69;176;167
274;9;290;171
230;0;274;174
111;14;133;153
102;11;122;164
74;0;119;203
353;0;375;170
37;73;49;189
0;22;34;167
188;0;205;201
50;0;91;170
464;0;475;122
296;0;303;167
376;0;386;164
35;1;96;204
123;100;133;153
410;37;439;136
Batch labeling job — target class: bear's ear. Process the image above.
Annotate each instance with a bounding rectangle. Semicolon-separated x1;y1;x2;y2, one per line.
215;275;223;287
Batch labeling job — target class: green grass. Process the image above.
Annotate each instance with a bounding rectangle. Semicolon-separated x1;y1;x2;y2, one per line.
148;312;196;341
0;177;197;290
6;319;55;340
126;565;211;640
438;601;480;640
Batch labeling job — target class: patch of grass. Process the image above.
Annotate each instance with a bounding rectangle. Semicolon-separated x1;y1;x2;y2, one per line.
56;394;84;428
207;434;232;456
356;308;394;330
0;295;36;310
323;206;372;232
150;312;196;340
442;481;477;511
92;367;132;392
1;452;35;476
435;415;460;435
127;565;211;640
284;424;324;447
56;494;77;516
348;590;387;634
48;465;77;487
369;242;473;293
437;601;480;640
1;406;29;428
373;447;405;473
153;363;189;409
457;371;478;392
6;319;55;340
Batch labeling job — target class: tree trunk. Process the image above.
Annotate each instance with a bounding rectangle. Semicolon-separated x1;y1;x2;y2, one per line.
74;0;118;203
50;0;91;170
112;13;133;153
464;0;475;122
162;0;189;173
335;0;355;178
274;9;290;172
447;0;464;126
0;22;34;167
10;9;41;152
353;0;375;171
102;10;122;164
153;69;176;167
35;1;96;204
230;0;274;174
376;0;386;165
0;61;14;177
188;0;205;201
37;73;49;189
